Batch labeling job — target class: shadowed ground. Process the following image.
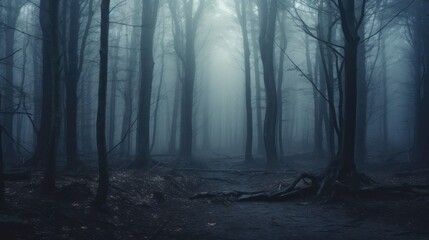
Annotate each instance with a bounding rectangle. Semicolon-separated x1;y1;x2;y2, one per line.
1;154;428;240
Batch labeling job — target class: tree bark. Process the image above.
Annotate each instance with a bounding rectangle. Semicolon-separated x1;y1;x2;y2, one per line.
65;0;81;169
0;100;4;205
135;0;159;168
34;0;54;166
169;59;181;153
94;0;110;206
337;0;360;177
276;14;287;160
3;0;21;159
235;0;253;162
120;0;140;157
151;9;166;153
108;31;121;151
258;0;279;167
411;1;429;165
355;15;367;163
168;0;205;160
42;0;61;192
250;7;264;156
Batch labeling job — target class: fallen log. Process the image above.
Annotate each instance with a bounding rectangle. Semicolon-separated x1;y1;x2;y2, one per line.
190;190;264;200
179;168;295;174
190;171;429;202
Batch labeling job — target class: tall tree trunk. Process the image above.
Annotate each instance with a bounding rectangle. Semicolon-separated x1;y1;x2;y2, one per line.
34;0;54;166
235;0;253;162
151;10;166;153
120;0;139;157
77;0;95;155
250;8;264;156
65;0;81;169
135;0;159;168
337;0;360;177
178;0;205;160
306;34;323;156
32;37;42;151
180;1;195;160
0;98;4;205
381;34;388;149
3;0;20;159
258;0;278;167
355;16;367;163
169;60;181;153
16;32;29;149
317;1;337;160
276;15;287;160
94;0;110;206
42;0;61;192
412;1;429;165
108;32;121;151
318;0;363;195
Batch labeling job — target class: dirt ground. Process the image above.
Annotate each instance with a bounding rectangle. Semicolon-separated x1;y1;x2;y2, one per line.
1;154;429;240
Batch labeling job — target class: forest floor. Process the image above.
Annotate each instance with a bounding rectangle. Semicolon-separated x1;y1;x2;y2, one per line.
1;153;429;240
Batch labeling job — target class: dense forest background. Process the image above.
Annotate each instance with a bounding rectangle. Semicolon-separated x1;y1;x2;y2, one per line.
0;0;429;239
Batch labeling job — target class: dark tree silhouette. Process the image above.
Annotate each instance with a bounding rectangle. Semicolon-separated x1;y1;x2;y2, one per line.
276;13;287;160
318;0;365;194
42;0;61;192
258;0;279;167
234;0;253;163
410;0;429;165
33;0;54;167
65;0;82;170
168;0;206;161
134;0;160;168
94;0;110;206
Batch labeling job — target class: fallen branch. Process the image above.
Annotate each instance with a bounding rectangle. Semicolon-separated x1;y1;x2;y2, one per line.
201;177;236;184
190;171;429;202
190;190;264;200
179;168;293;174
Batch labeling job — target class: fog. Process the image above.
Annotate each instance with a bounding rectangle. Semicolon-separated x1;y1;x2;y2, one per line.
1;0;429;238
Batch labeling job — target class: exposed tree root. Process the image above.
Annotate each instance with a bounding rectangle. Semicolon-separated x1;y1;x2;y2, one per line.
190;169;429;202
180;168;292;174
190;190;264;200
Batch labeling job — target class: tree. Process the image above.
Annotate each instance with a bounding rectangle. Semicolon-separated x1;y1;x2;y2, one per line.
2;0;26;159
0;99;4;205
317;0;339;160
151;8;167;153
318;0;365;194
249;6;265;156
134;0;160;168
42;0;61;192
276;12;287;159
168;0;206;160
257;0;279;167
169;57;181;153
120;0;140;157
355;9;368;162
33;0;54;166
410;0;429;166
234;0;253;162
94;0;110;206
65;0;82;169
